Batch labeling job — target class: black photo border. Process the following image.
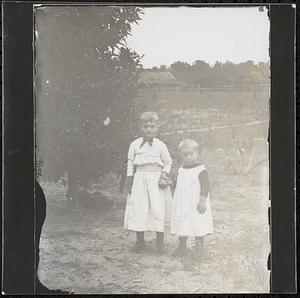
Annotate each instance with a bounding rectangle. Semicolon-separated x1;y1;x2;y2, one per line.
2;1;296;294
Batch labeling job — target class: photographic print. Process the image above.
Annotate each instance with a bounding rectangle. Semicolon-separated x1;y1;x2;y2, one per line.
34;5;270;294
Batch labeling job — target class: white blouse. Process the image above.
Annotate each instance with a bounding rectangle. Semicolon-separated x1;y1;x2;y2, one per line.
127;137;172;176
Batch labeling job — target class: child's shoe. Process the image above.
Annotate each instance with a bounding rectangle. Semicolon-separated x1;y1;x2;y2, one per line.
156;239;165;254
156;232;165;253
194;243;204;261
131;241;145;253
172;245;187;257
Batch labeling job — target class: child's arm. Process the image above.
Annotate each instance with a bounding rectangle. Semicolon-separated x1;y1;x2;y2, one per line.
160;143;172;175
158;143;172;188
197;170;209;213
126;142;135;193
168;168;178;190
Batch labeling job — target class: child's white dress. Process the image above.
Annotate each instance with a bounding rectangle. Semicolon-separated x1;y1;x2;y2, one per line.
171;165;213;237
124;137;173;232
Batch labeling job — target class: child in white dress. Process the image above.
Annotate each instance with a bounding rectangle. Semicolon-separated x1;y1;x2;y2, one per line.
124;112;173;253
171;139;213;257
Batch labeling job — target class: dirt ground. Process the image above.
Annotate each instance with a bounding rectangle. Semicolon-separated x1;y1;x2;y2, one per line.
38;149;270;294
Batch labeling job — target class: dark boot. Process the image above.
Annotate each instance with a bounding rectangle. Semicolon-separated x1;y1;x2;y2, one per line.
173;236;187;257
195;237;204;259
131;232;145;253
156;232;164;253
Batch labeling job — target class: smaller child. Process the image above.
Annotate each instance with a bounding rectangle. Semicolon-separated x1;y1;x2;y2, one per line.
171;139;213;258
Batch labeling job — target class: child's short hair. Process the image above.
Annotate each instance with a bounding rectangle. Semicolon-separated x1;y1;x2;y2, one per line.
178;139;199;152
139;112;159;124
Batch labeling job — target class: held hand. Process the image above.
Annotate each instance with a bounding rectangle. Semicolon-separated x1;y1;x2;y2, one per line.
158;172;170;189
127;176;133;195
197;200;206;214
160;171;168;179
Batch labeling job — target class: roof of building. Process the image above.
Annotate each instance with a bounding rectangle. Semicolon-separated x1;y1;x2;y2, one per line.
138;71;179;86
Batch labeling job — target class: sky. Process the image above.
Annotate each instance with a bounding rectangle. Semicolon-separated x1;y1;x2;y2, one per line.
126;7;270;68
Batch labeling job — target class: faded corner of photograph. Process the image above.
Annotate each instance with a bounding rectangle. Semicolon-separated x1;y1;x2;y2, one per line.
34;5;270;294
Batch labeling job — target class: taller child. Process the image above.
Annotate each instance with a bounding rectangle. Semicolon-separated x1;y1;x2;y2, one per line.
124;112;172;253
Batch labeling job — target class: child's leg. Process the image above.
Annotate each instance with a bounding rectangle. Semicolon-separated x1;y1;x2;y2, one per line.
195;236;204;255
156;232;164;252
179;236;188;249
137;231;145;243
173;236;188;256
131;231;145;253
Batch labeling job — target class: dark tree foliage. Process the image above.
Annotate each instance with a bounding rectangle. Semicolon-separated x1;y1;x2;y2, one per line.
151;60;269;88
35;6;143;198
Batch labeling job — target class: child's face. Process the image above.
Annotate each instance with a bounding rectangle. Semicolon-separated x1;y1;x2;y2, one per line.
180;147;199;166
140;121;158;138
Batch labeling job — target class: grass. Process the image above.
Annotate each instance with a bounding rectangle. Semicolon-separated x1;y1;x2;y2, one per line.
38;147;270;294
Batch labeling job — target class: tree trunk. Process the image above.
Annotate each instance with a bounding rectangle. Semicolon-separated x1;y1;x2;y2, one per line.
79;180;89;207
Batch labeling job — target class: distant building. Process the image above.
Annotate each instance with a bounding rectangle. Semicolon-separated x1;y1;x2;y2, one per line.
138;71;179;89
133;71;180;112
